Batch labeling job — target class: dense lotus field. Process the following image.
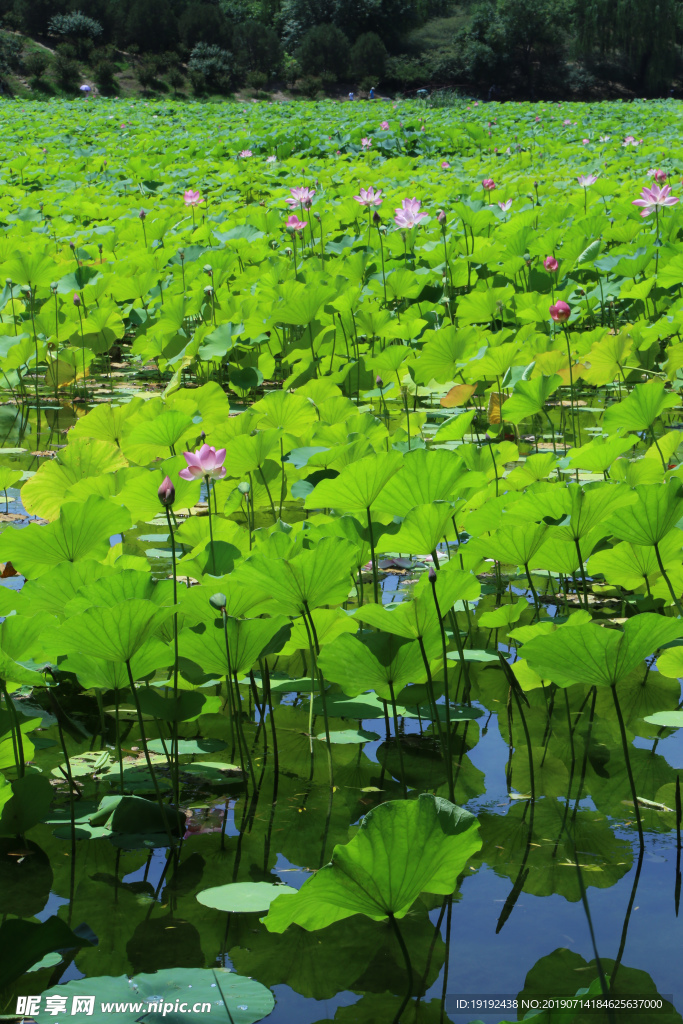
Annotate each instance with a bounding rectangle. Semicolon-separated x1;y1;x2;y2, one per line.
2;95;683;1023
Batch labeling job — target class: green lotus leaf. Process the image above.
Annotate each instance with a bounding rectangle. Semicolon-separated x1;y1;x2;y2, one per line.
0;496;131;578
603;378;678;432
376;501;454;555
304;451;404;513
234;537;356;614
319;631;432;699
48;599;175;663
502;374;561;424
265;794;481;931
643;710;683;728
197;881;298;913
604;480;683;546
38;968;274;1024
522;613;683;688
372;449;468;516
179;614;289;676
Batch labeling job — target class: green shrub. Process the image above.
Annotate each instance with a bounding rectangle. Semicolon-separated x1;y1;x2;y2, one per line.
136;57;158;90
0;31;23;75
94;58;117;91
297;23;349;80
24;49;49;81
188;42;234;93
53;52;79;90
350;32;387;81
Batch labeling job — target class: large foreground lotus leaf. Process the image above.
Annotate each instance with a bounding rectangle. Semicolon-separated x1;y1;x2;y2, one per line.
64;569;174;614
371;448;470;516
37;968;274;1024
48;599;175;663
376;501;454;555
522;613;683;687
603;480;683;545
318;631;433;699
234;537;356;614
63;639;173;689
304;451;403;512
265;794;481;932
603;377;678;432
0;495;131;578
502;373;562;423
21;439;128;521
179;614;289;676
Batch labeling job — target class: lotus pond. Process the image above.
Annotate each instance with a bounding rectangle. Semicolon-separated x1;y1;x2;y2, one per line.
2;95;683;1024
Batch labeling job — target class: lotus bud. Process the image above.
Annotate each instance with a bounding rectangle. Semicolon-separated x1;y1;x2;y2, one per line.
69;241;75;251
158;475;175;507
373;211;381;224
437;209;446;225
178;248;185;260
428;565;437;582
376;375;383;387
73;293;81;307
209;593;227;611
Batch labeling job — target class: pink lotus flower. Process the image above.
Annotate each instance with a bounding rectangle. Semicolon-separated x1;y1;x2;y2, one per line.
183;189;202;207
394;198;427;229
361;137;372;149
544;256;559;272
239;149;253;158
266;155;276;164
632;183;679;217
577;174;598;187
647;168;667;183
286;214;306;232
179;444;226;481
582;138;589;145
380;120;389;129
482;178;496;190
498;199;512;212
287;186;315;209
354;186;383;207
441;160;450;169
549;301;571;323
563;119;572;126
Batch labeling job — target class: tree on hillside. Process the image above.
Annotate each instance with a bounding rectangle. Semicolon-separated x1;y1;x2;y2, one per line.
297;22;349;78
574;0;682;91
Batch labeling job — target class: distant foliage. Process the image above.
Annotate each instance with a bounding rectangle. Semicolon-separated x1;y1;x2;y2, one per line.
297;23;350;80
188;42;234;93
24;49;50;80
0;32;23;76
350;32;387;81
48;11;103;41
